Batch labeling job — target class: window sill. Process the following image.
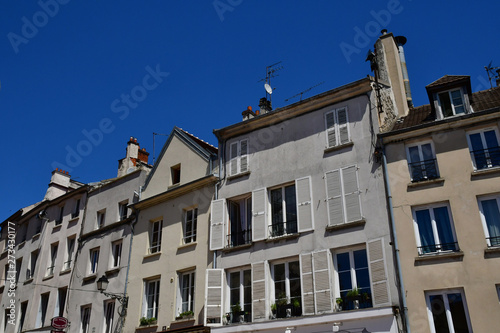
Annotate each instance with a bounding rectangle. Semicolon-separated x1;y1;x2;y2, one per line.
228;170;251;181
484;246;500;258
42;274;54;281
266;233;300;242
414;251;464;264
326;219;366;232
223;243;252;253
144;251;162;259
173;316;194;322
168;183;181;189
105;267;120;275
0;250;7;259
136;324;158;330
53;224;62;231
17;240;26;249
24;278;33;285
82;274;97;282
324;141;354;154
60;268;72;275
178;242;197;250
407;178;444;189
471;166;500;178
69;216;80;223
32;233;41;240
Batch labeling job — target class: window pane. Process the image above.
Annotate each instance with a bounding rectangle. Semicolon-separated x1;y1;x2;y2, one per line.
289;261;301;299
429;295;450;332
337;253;352;295
433;207;455;250
274;263;286;299
243;270;252;313
416;209;436;253
481;199;500;245
484;131;500;167
271;189;283;225
285;185;297;233
421;144;434;161
409;146;421;163
447;293;470;333
439;92;453;117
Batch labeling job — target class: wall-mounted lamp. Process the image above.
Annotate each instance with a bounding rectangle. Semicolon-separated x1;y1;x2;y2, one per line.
96;275;129;311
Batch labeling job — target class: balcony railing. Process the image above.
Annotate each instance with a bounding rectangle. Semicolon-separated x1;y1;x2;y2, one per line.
26;269;33;280
63;260;72;270
227;229;252;248
46;265;55;276
470;147;500;170
409;159;439;182
269;220;298;238
418;242;459;255
487;236;500;247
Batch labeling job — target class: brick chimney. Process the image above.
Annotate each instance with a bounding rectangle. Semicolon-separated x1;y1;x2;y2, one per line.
117;137;150;177
44;168;71;200
242;106;256;121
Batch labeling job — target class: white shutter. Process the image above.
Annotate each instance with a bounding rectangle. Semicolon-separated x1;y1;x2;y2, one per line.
325;111;337;147
342;166;362;222
296;176;314;232
313;250;333;313
325;170;343;225
367;238;390;306
337;107;350;144
252;188;267;241
300;253;315;315
229;142;238;176
210;199;225;250
205;269;224;326
252;261;268;320
240;139;248;173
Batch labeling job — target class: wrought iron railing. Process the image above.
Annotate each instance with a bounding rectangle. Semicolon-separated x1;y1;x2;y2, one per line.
268;220;298;238
409;159;439;182
63;260;72;270
487;236;500;247
470;147;500;170
418;242;459;255
227;229;252;248
46;265;55;276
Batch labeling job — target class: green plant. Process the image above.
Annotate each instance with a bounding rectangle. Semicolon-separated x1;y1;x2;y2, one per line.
276;292;288;306
231;302;242;313
292;298;300;308
271;303;277;312
177;310;194;319
336;297;343;305
139;317;157;326
346;287;360;298
362;292;370;301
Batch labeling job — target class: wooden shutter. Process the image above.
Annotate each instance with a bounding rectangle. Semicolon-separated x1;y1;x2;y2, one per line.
205;269;224;326
240;139;248;173
210;199;225;250
367;238;390;306
337;107;349;144
313;250;333;313
296;176;314;232
229;142;238;176
342;166;362;222
325;111;337;147
300;253;315;315
252;261;268;320
325;170;343;225
252;188;267;241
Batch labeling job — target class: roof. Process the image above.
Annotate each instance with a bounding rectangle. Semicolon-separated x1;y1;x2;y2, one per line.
426;75;470;89
178;127;218;154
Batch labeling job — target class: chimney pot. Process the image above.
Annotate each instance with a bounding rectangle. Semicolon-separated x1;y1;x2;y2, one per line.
381;29;387;35
247;106;252;111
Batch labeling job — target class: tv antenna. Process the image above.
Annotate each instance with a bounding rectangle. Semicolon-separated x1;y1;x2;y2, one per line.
485;61;500;89
152;132;169;165
258;61;283;104
285;81;325;102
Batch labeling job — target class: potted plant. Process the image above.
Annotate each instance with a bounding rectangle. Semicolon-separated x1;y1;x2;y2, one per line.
270;303;277;319
275;293;288;318
346;288;361;309
139;317;157;326
291;298;302;317
335;297;343;311
175;310;194;320
230;302;245;323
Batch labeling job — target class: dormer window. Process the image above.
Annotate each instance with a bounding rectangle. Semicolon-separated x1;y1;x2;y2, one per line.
438;88;465;117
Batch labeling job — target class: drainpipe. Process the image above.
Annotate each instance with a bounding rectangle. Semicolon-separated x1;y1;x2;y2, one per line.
381;145;410;333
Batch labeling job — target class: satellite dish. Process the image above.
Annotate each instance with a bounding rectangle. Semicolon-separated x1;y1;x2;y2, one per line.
264;83;273;95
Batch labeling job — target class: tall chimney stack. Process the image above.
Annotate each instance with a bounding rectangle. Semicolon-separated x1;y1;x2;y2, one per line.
395;35;413;108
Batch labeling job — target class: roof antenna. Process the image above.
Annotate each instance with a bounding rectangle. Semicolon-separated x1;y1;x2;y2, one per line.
485;61;500;89
258;61;283;106
285;81;325;102
152;132;169;165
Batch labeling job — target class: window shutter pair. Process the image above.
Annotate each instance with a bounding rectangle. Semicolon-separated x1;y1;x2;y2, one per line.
367;238;390;306
300;250;333;315
325;107;349;147
229;140;248;176
325;165;362;225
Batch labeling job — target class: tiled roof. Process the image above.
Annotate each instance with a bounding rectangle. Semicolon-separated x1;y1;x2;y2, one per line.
391;86;500;131
178;128;218;155
425;75;470;89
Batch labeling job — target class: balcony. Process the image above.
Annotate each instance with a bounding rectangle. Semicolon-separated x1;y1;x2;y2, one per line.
418;242;460;255
63;260;72;271
471;147;500;170
269;220;298;238
46;265;55;277
487;235;500;247
409;159;439;182
227;229;252;248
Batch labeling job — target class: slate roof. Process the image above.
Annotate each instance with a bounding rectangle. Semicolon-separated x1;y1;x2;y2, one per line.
426;75;470;89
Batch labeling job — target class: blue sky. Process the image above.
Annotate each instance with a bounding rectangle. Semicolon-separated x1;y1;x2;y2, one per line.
1;1;499;221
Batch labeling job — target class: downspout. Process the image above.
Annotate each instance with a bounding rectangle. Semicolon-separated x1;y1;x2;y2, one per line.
381;145;410;333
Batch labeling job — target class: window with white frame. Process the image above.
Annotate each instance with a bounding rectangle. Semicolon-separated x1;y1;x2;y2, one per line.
478;194;500;247
89;247;100;275
335;248;372;310
80;305;92;333
111;240;122;268
46;243;58;277
413;204;458;255
27;250;38;280
64;237;75;271
229;139;249;176
143;279;160;319
72;198;81;219
272;260;301;317
437;89;465;118
36;292;49;328
426;289;472;333
149;220;163;254
55;287;67;317
179;271;195;315
325;107;350;148
103;300;115;333
227;196;252;247
183;208;197;244
269;184;297;237
406;141;439;182
467;127;500;170
119;201;128;221
228;269;251;323
325;165;362;226
96;209;106;229
56;205;64;225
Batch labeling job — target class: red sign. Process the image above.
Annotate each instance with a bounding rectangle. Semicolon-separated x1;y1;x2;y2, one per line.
51;317;68;329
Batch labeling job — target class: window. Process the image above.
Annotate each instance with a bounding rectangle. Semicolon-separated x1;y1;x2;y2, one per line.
111;240;122;268
89;247;100;275
184;208;197;244
406;142;439;182
56;205;64;225
228;270;251;323
171;164;181;185
36;292;49;328
143;279;160;319
4;309;8;330
229;139;249;176
15;258;22;283
269;184;297;237
19;301;28;332
426;290;472;333
325;107;350;148
413;204;458;255
80;305;91;333
55;287;67;317
46;243;58;277
27;250;38;279
104;300;115;333
325;165;362;226
227;196;252;247
97;209;106;229
478;195;500;247
64;237;76;271
335;248;372;310
72;198;81;218
467;128;500;170
272;261;301;318
438;89;465;118
119;201;128;221
149;220;163;254
179;271;195;315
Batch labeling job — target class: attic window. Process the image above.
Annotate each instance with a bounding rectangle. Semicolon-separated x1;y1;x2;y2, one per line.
171;164;181;185
438;89;465;117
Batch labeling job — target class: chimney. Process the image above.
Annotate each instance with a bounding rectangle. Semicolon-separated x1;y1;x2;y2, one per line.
117;137;149;177
258;97;272;114
44;168;71;200
242;106;256;121
394;35;413;108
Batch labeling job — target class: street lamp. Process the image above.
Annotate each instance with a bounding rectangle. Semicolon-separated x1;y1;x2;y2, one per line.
96;275;129;309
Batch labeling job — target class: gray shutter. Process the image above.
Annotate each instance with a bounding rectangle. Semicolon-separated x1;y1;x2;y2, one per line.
300;253;315;315
325;111;337;147
252;188;267;241
367;238;390;306
296;176;313;232
325;170;343;225
205;269;224;326
337;107;350;144
229;142;238;176
240;139;248;173
313;250;333;313
342;166;362;222
252;261;268;320
210;199;225;250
